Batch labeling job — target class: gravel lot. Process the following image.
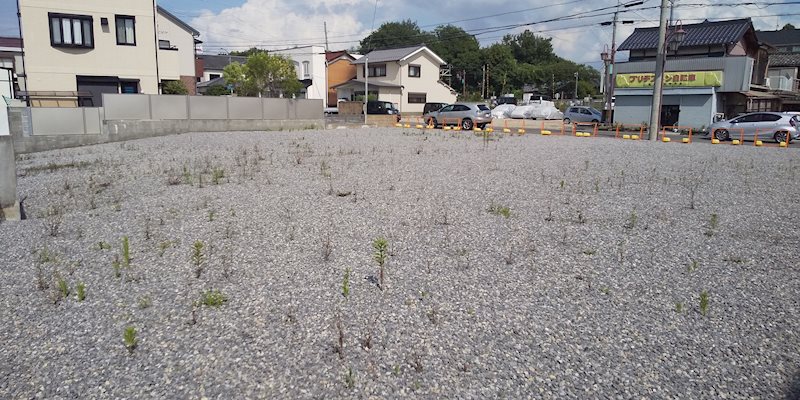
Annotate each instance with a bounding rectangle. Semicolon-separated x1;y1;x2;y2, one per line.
1;128;799;399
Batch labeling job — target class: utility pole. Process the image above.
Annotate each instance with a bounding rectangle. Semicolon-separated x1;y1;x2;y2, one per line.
607;10;618;122
574;72;579;101
481;65;486;99
323;21;329;52
648;0;670;140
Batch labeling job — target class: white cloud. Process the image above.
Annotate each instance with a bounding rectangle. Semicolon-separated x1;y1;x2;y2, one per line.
192;0;796;66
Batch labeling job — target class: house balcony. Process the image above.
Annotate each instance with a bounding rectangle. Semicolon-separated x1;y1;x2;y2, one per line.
766;76;799;92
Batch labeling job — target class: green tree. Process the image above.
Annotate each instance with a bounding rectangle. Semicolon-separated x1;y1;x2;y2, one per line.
502;30;557;65
428;25;482;92
227;47;267;57
204;84;230;96
359;20;434;53
482;44;517;95
781;23;796;30
162;80;188;95
223;52;302;97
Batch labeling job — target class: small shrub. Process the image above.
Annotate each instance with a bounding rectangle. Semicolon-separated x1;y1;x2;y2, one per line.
158;240;173;257
123;326;137;352
45;205;64;237
76;282;86;301
200;289;227;307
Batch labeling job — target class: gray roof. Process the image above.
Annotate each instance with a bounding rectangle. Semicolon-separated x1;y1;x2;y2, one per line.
770;52;800;67
618;18;753;51
157;6;199;36
197;76;226;88
353;45;444;65
199;54;248;70
758;28;800;47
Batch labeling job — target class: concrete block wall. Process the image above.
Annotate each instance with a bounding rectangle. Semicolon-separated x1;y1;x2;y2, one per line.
6;95;324;154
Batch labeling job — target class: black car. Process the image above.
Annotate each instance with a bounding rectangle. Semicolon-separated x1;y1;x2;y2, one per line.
366;100;399;115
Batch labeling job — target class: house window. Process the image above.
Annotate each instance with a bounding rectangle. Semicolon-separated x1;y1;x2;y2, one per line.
408;92;426;104
209;74;221;80
302;61;310;78
409;65;421;78
365;64;387;77
49;13;93;48
115;15;136;45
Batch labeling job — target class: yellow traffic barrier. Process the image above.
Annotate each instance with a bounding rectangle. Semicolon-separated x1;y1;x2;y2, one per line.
631;135;640;140
485;128;494;133
779;142;788;148
732;139;740;145
503;128;511;133
415;124;424;129
473;127;482;132
755;140;763;146
403;123;411;128
541;130;552;135
517;128;525;135
711;139;720;144
622;134;631;139
682;138;690;143
662;137;671;142
394;123;403;127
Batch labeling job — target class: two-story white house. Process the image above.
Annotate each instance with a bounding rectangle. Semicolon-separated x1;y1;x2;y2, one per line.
272;45;327;101
16;0;199;106
334;45;457;114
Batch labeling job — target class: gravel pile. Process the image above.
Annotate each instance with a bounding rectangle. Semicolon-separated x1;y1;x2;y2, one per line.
1;128;799;399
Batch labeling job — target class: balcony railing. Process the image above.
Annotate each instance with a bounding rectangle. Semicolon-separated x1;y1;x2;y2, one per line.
766;76;798;92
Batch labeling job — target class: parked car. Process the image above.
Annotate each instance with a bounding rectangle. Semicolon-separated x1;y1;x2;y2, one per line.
423;102;492;130
366;100;401;122
563;106;602;124
708;112;799;143
493;96;517;106
423;102;447;115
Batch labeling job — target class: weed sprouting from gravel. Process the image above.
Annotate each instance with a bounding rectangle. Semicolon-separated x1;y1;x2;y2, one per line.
344;367;355;389
56;273;70;299
342;267;351;298
123;326;137;353
208;210;215;222
410;353;424;373
138;296;152;309
200;289;227;307
122;236;131;267
487;203;511;218
624;210;637;229
158;240;173;257
675;302;684;313
112;256;122;278
705;213;718;237
191;241;205;278
334;316;345;359
76;282;86;301
320;160;332;178
45;205;64;237
699;290;709;316
322;231;333;262
212;167;225;185
687;259;699;273
373;237;389;290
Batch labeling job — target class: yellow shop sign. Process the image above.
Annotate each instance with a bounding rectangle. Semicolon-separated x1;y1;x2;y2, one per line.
616;71;723;88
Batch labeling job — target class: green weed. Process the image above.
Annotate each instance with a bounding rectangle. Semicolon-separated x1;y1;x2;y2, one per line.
342;267;351;298
122;236;131;267
76;282;86;301
123;326;137;352
212;167;225;185
373;237;389;290
200;289;227;307
699;290;709;316
487;203;511;218
624;210;637;229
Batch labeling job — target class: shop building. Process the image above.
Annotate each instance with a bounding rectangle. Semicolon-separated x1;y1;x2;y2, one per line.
613;18;773;130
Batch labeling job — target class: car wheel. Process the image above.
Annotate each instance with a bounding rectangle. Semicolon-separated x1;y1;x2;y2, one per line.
774;131;791;144
715;129;730;141
563;118;571;124
462;119;473;130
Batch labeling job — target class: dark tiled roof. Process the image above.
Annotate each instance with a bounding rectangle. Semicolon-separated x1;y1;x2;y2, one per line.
353;45;443;64
198;54;248;70
618;18;752;51
0;37;22;49
770;52;800;67
757;28;800;46
197;76;226;88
